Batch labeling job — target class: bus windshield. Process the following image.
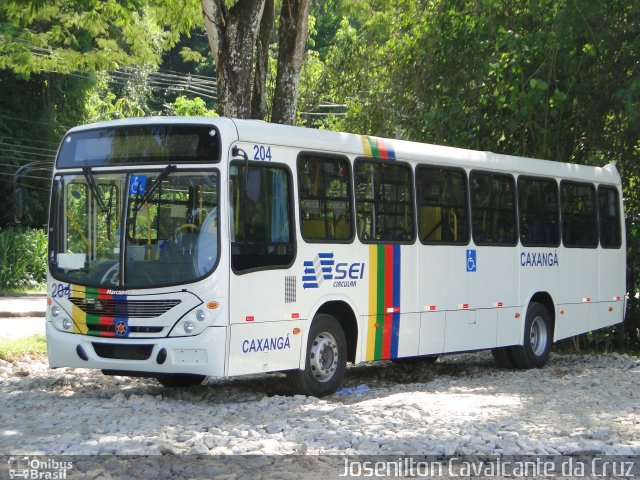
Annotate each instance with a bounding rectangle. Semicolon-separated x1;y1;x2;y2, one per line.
49;169;219;289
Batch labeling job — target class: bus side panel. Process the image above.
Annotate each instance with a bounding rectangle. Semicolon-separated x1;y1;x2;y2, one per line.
415;246;465;354
467;246;518;314
396;313;421;358
227;321;304;376
444;309;498;352
456;246;515;351
496;307;522;347
419;311;445;355
595;246;626;331
554;249;597;340
360;244;419;361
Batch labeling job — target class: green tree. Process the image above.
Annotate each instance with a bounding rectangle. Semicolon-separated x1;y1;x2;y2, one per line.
201;0;312;123
0;0;204;227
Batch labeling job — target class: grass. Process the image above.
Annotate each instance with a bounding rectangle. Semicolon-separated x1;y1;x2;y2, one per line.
0;334;47;361
0;285;47;296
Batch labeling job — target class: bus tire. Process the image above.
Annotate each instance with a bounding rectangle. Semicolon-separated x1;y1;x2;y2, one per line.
511;302;552;369
156;374;206;388
491;347;516;369
287;314;347;397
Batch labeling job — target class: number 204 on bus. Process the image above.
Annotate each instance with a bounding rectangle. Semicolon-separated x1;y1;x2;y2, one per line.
45;117;626;396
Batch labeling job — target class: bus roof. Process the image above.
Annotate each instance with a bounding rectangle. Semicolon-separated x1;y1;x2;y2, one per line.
65;116;621;186
232;118;621;186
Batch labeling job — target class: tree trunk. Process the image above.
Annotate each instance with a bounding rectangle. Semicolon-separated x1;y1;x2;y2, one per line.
201;0;266;118
271;0;311;125
251;0;275;120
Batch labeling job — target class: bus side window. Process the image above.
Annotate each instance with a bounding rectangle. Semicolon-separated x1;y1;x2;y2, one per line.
416;165;469;244
297;154;353;242
561;181;597;248
354;159;415;243
598;185;622;248
518;176;560;247
470;171;517;246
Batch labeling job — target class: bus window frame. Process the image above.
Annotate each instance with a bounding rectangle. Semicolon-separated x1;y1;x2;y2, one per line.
560;180;598;249
469;169;519;247
229;159;297;276
597;184;623;250
415;164;471;246
296;151;356;245
517;175;561;248
48;166;222;290
353;156;416;245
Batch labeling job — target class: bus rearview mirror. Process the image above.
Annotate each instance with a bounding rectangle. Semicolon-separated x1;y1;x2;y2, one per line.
13;188;23;223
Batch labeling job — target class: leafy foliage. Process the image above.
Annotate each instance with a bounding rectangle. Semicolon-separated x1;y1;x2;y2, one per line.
167;95;218;117
0;227;47;290
0;0;200;76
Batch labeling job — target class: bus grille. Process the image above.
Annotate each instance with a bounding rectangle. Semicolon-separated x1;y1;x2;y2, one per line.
69;298;181;318
92;343;153;360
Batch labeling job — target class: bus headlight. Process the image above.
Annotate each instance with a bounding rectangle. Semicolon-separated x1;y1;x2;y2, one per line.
51;305;61;317
196;309;206;322
62;318;72;330
183;321;195;334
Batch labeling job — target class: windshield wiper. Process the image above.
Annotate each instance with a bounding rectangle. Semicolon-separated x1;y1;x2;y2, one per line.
83;167;107;212
134;164;176;211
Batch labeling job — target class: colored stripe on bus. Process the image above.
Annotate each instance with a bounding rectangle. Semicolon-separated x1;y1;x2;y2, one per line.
366;244;401;360
360;136;396;160
69;284;130;337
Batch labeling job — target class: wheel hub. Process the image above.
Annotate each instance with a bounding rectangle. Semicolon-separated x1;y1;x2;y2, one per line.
530;315;548;357
309;332;338;382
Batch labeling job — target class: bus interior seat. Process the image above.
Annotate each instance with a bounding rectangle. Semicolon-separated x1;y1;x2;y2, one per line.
333;217;351;239
302;219;329;239
357;214;366;239
419;206;442;241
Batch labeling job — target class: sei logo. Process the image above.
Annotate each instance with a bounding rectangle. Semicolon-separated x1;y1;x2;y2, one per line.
302;252;365;289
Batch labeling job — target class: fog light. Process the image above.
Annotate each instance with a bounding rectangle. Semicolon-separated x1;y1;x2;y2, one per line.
196;309;206;322
62;318;72;330
52;306;61;317
184;321;195;334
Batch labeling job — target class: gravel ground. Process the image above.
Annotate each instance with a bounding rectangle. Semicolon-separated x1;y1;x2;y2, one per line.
1;351;639;457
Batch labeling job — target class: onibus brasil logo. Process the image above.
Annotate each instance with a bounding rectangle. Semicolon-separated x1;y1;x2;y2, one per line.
8;456;73;479
302;252;365;289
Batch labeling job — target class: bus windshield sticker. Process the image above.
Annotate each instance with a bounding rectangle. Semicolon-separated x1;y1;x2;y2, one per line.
129;175;147;195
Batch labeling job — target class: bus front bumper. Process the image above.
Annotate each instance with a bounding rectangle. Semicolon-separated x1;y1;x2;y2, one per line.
46;322;227;377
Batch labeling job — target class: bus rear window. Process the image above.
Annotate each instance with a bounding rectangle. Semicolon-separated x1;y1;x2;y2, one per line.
57;124;220;167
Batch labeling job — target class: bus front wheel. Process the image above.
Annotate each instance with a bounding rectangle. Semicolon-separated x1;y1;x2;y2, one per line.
511;302;552;369
287;314;347;397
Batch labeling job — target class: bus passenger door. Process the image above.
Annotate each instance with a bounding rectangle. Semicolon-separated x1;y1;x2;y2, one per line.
226;160;304;376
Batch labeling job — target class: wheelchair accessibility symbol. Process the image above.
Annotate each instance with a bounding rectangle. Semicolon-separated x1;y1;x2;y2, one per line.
466;249;477;272
129;176;147;195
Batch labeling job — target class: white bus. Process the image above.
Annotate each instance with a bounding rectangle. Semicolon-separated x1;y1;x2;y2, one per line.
46;117;626;396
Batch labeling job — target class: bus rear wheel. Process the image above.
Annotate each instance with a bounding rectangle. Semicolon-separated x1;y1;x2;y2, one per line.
511;302;552;369
287;314;347;397
156;374;206;388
